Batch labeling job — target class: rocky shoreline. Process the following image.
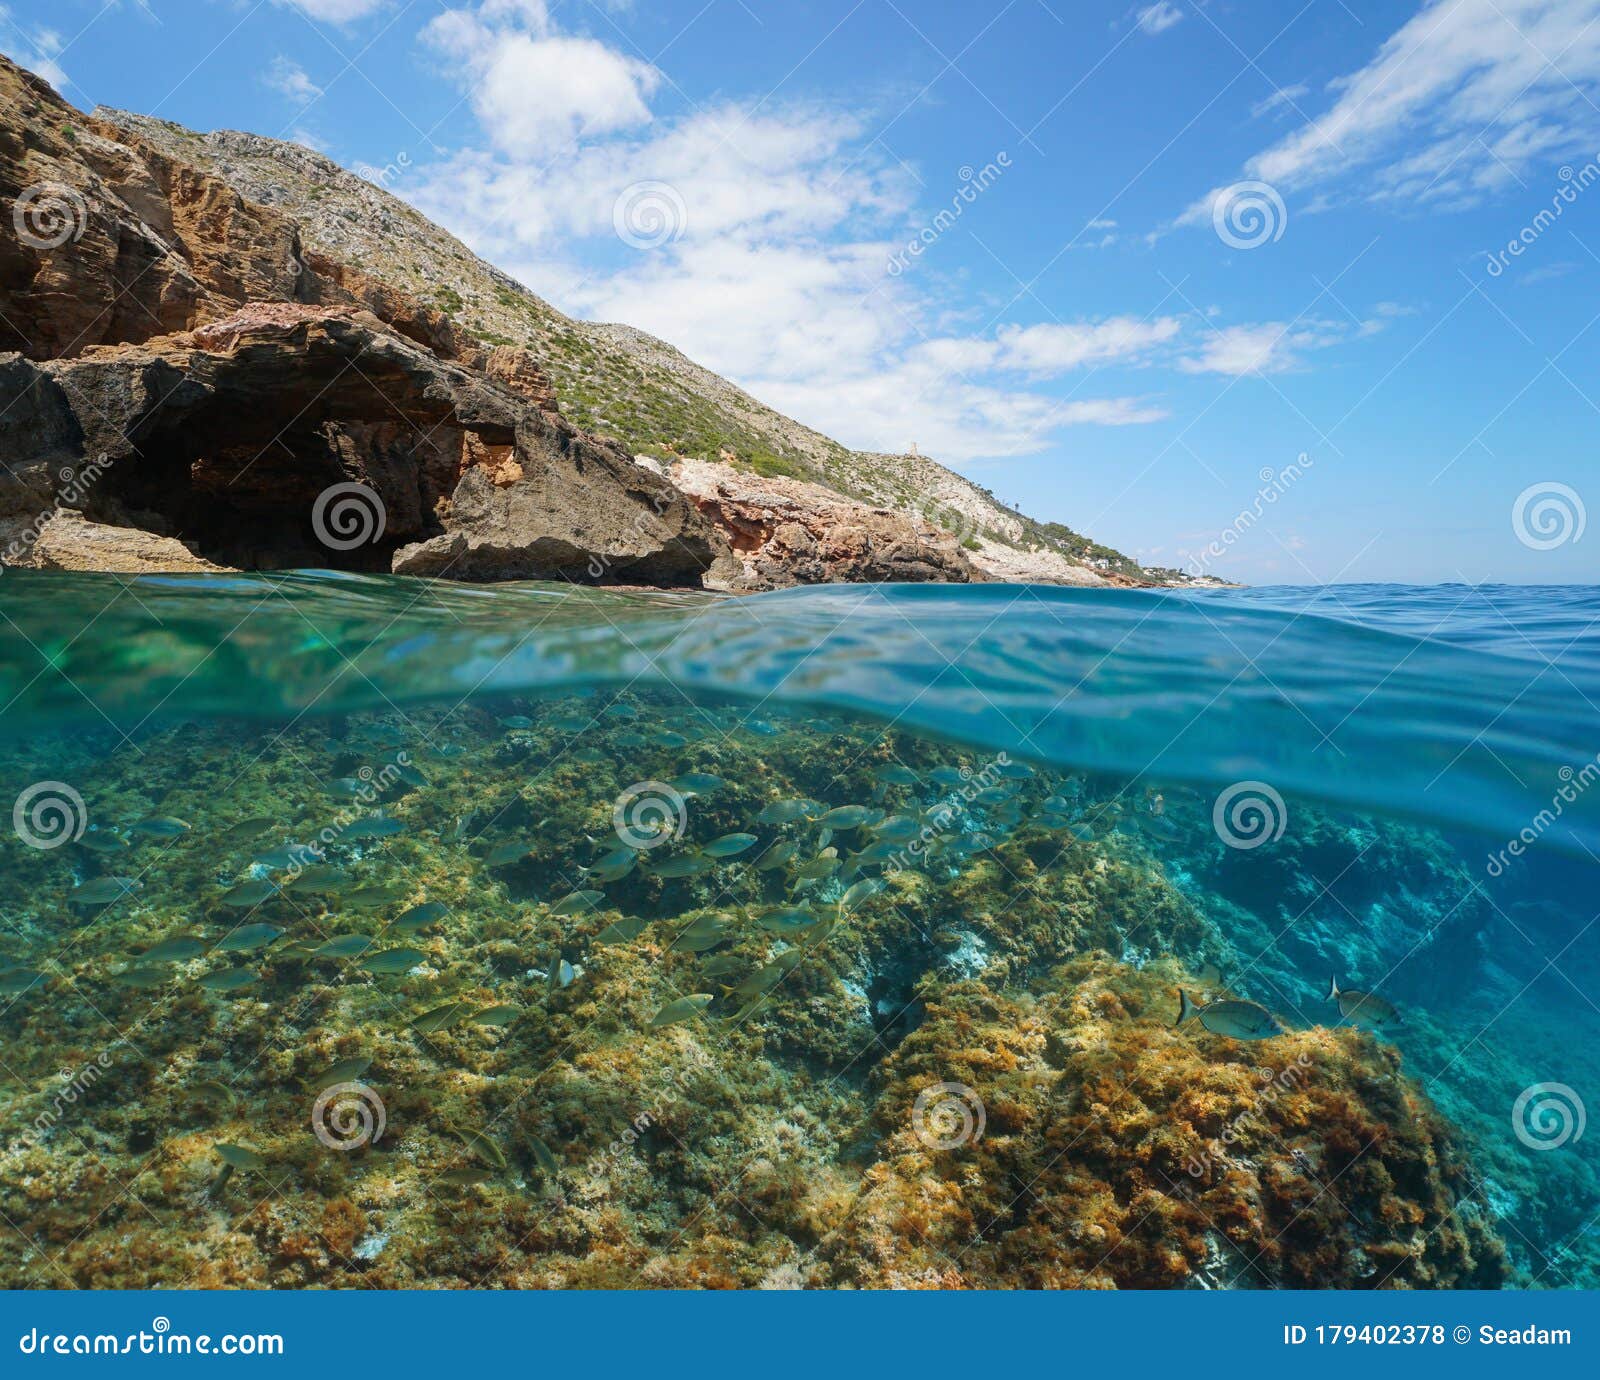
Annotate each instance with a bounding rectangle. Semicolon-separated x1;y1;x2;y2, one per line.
1;56;1186;592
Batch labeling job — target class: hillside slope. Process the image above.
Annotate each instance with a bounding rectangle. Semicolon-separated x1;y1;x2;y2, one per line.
96;109;1189;586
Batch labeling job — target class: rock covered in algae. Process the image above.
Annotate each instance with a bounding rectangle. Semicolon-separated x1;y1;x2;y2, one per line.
0;696;1529;1290
815;957;1506;1289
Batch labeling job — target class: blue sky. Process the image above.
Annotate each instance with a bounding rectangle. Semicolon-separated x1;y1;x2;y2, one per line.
4;0;1598;584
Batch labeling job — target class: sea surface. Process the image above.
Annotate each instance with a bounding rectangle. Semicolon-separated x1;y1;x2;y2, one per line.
0;575;1594;1289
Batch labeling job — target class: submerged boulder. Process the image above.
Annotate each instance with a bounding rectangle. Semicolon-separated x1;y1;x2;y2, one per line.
823;958;1507;1290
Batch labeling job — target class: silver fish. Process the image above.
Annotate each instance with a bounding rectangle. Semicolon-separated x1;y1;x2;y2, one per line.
306;1056;372;1091
344;814;406;840
758;799;820;825
301;934;376;959
197;967;260;993
131;817;191;838
361;947;427;975
138;935;206;963
648;994;713;1029
215;923;284;953
1175;989;1282;1041
393;902;449;934
1327;977;1402;1030
550;890;603;916
220;879;278;908
109;966;171;989
817;805;875;829
70;877;141;906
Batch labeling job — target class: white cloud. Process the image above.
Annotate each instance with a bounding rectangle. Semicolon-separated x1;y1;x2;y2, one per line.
557;233;905;386
748;356;1167;462
275;0;388;22
1135;2;1184;36
409;1;1174;463
263;55;322;105
542;238;1176;457
424;2;658;154
1065;216;1119;249
1179;323;1299;376
1177;316;1382;376
422;122;1178;456
1520;260;1579;284
1184;0;1600;220
0;5;69;89
994;317;1182;375
1249;84;1308;119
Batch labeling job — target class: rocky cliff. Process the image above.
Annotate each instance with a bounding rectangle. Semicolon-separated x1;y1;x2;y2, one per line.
0;56;1172;588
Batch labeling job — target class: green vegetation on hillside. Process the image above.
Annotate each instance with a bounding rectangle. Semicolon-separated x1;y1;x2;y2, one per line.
94;106;1162;583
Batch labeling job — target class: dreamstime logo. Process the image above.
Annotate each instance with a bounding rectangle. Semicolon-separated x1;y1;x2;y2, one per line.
1512;482;1585;551
311;1081;386;1151
887;154;1011;276
1;455;114;572
612;780;688;850
13;182;89;250
17;1048;117;1151
1211;180;1287;249
885;752;1010;875
1512;1081;1586;1151
613;181;686;250
1187;455;1314;576
584;1045;720;1185
1483;158;1600;279
586;489;675;580
1485;751;1600;876
1211;780;1287;850
281;751;412;882
916;494;978;546
311;482;387;551
12;782;88;850
912;1081;986;1150
356;151;412;189
1185;1054;1314;1179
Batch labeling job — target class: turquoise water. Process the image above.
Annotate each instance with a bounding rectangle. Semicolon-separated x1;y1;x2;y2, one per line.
0;575;1595;1288
4;575;1597;855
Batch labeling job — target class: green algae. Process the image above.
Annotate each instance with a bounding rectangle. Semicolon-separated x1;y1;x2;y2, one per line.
0;688;1586;1291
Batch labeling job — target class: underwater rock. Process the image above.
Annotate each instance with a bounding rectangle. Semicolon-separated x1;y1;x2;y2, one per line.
0;691;1576;1289
821;960;1507;1289
1188;805;1494;1009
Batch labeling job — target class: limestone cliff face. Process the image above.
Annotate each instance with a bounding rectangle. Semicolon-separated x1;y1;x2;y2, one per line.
1;62;305;358
0;56;727;583
666;457;979;589
0;54;1154;588
2;300;723;581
